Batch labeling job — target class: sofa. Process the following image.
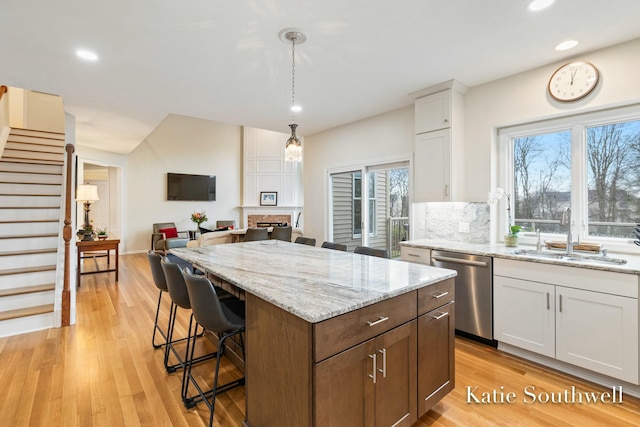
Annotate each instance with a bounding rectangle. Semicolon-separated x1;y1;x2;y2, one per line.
187;227;304;247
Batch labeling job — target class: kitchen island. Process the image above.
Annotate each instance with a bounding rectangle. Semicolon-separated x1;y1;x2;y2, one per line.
171;241;457;427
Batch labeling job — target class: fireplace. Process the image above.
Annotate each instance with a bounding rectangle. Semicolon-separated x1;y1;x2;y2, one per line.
242;206;303;229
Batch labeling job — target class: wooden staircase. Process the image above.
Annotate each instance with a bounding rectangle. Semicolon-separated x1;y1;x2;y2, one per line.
0;128;66;337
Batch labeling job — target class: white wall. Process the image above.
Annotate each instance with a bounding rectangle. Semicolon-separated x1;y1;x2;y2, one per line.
126;114;242;253
304;38;640;240
304;105;414;241
464;38;640;201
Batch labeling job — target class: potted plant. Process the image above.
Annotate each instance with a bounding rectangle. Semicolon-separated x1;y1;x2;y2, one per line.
488;188;522;247
504;225;522;247
97;228;108;240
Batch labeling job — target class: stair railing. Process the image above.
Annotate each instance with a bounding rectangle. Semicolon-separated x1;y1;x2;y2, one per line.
62;143;74;326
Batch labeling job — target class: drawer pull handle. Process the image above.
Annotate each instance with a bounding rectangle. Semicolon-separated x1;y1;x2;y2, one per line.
367;316;389;327
431;312;449;320
432;291;449;299
408;253;420;257
369;354;377;384
378;348;387;378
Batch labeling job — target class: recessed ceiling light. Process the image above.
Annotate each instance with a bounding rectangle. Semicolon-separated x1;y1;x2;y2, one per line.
528;0;554;11
76;49;98;61
555;40;579;51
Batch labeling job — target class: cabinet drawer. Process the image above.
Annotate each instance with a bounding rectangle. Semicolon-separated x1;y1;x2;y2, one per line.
401;246;431;264
418;278;454;315
313;291;417;362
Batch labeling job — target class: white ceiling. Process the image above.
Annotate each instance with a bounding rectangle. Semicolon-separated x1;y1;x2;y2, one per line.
2;0;640;154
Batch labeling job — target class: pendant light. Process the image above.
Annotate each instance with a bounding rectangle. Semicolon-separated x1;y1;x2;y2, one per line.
280;29;306;162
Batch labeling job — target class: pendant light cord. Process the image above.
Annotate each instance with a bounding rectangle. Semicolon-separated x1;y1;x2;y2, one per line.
291;36;296;123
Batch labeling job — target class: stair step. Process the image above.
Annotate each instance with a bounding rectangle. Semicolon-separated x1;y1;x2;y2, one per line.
0;219;59;224
0;234;58;240
0;304;54;321
0;265;56;276
0;249;57;257
0;158;64;166
0;161;63;174
0;283;55;297
0;206;60;210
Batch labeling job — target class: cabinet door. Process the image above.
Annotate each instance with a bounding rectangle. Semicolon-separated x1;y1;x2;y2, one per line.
315;338;374;426
414;129;450;202
417;301;455;416
494;276;555;357
415;91;450;134
556;286;639;384
374;321;417;427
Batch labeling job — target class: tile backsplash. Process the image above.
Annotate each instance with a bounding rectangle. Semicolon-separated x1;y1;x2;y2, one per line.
411;202;490;243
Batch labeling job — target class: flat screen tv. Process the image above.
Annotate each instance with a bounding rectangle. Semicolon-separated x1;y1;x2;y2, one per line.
167;173;216;201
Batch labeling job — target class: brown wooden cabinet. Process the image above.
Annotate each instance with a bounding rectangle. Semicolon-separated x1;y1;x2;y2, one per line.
416;278;455;416
417;301;455;414
245;283;454;427
315;321;417;427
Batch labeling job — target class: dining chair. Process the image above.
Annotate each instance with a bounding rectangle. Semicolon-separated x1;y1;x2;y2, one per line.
182;268;246;427
270;226;292;242
321;241;348;251
294;236;316;246
243;227;268;242
354;245;389;259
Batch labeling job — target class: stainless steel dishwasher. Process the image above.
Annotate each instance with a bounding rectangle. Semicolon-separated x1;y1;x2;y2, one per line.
431;250;494;343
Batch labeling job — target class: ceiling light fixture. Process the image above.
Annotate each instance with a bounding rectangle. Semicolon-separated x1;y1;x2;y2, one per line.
280;29;307;162
528;0;554;12
76;49;98;61
555;40;579;51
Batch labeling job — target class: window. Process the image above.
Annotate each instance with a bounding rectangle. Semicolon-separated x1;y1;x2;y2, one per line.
499;105;640;246
352;172;377;237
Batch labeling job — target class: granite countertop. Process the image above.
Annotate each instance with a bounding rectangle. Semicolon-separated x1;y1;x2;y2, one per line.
400;239;640;274
171;241;456;323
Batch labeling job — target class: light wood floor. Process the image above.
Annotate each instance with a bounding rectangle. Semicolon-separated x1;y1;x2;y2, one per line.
0;253;638;426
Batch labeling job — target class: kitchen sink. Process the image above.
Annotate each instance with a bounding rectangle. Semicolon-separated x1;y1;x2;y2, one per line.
510;249;627;265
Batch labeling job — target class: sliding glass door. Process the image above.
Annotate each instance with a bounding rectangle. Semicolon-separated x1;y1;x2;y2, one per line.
329;161;409;256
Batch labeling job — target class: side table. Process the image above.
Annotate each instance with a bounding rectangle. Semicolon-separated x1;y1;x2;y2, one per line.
76;238;120;287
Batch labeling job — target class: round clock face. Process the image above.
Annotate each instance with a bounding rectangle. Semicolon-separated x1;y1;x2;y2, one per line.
548;61;599;102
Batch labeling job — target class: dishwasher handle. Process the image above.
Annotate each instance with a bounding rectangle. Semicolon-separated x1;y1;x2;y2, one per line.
431;255;489;268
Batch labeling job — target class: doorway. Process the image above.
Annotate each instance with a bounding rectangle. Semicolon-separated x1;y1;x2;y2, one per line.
328;161;409;256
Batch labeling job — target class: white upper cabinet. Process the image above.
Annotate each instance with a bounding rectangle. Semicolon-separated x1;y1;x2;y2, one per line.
413;80;467;202
415;90;450;134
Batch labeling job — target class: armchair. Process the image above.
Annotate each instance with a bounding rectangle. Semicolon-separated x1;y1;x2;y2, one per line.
151;222;189;253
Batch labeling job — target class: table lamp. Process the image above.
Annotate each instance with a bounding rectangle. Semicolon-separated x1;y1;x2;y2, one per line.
76;184;99;230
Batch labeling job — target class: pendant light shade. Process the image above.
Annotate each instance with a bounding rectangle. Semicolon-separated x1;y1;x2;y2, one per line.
280;29;306;162
285;124;302;162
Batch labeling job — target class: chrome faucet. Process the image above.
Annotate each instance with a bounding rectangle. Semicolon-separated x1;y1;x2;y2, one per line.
560;207;573;255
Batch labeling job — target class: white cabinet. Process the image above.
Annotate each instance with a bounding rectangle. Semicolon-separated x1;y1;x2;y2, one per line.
494;275;555;358
415;90;450;134
494;258;639;384
556;286;638;383
413;81;467;202
400;246;431;265
414;130;451;202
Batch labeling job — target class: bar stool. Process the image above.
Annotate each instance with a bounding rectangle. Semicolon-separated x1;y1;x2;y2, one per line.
183;268;246;427
161;257;215;407
147;250;170;349
354;245;389;258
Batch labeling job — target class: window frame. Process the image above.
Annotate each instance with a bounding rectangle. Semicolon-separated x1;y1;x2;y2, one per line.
497;103;640;254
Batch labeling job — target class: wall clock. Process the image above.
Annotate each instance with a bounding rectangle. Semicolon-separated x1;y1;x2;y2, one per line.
548;61;599;102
